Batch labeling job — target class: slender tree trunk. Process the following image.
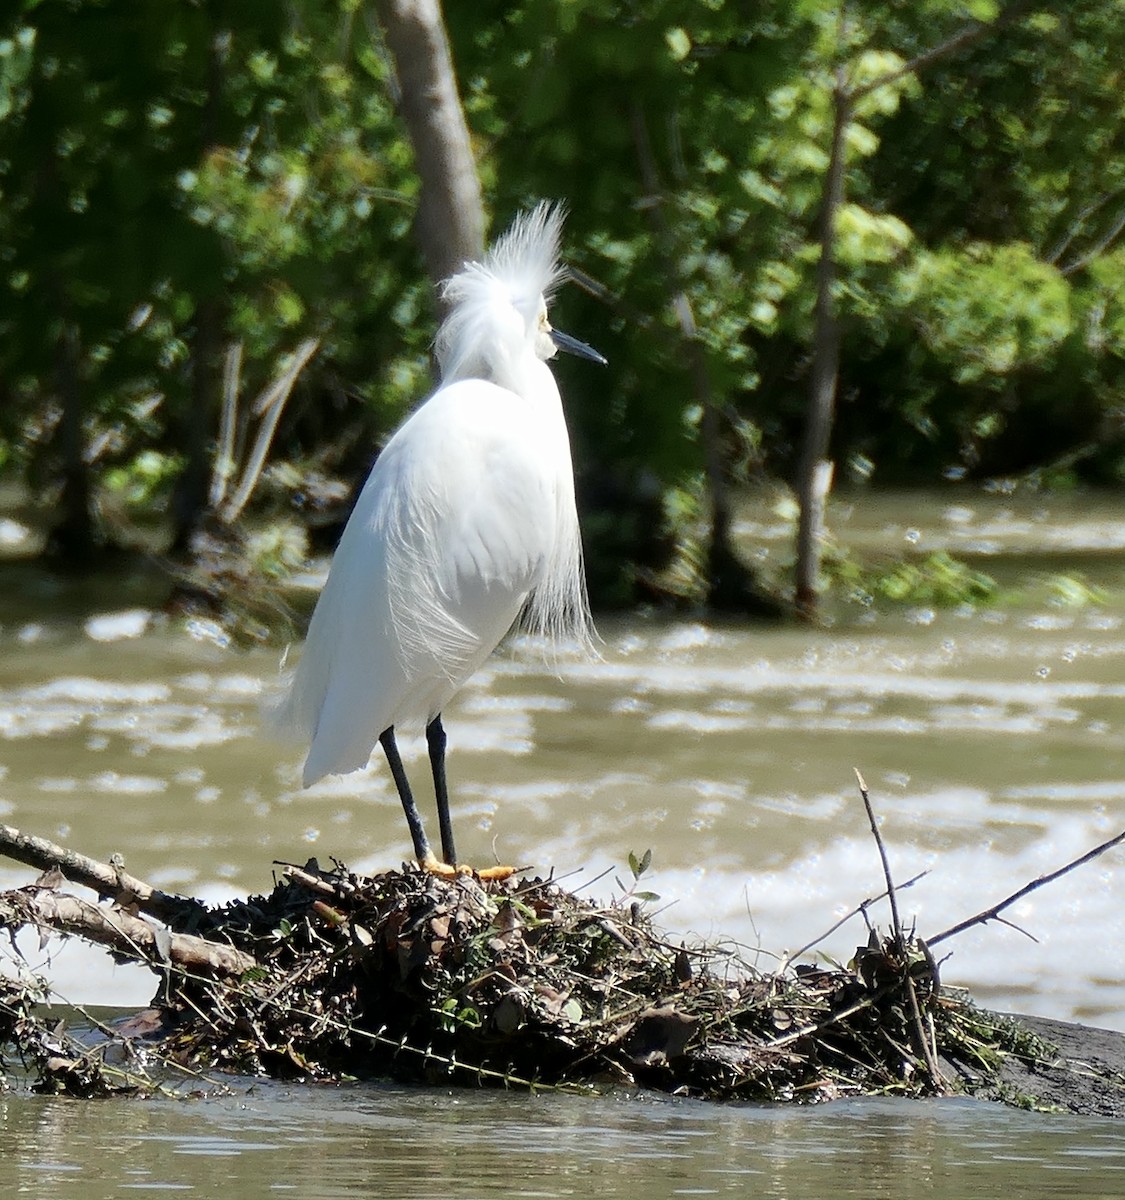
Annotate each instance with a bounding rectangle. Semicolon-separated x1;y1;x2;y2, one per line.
629;103;773;612
790;6;1030;618
48;318;98;566
794;72;850;619
171;23;228;553
373;0;485;291
171;297;221;553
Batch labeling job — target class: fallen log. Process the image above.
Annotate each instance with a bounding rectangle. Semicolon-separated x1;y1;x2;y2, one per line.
0;824;206;926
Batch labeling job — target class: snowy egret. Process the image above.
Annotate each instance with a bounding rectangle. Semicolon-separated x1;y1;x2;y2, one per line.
272;203;604;877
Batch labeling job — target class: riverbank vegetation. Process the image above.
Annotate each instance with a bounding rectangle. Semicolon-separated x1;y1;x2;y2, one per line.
1;1;1123;620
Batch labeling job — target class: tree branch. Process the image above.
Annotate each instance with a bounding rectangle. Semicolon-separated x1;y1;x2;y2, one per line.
1062;203;1125;276
0;824;204;927
851;0;1036;102
928;827;1125;946
0;886;257;980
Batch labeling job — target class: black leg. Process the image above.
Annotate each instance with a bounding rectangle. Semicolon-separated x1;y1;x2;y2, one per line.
426;714;456;867
380;727;433;865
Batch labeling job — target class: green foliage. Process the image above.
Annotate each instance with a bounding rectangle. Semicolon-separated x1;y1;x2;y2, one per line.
617;848;660;904
438;997;483;1033
1;0;1123;596
0;0;424;506
103;449;185;509
900;244;1072;384
830;549;999;608
1027;573;1108;608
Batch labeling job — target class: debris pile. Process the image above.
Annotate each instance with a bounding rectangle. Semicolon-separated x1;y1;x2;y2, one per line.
3;820;1123;1110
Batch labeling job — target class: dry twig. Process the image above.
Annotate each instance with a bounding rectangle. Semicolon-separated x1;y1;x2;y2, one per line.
928;827;1125;947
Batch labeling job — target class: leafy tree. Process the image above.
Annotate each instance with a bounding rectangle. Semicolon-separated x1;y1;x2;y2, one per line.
1;0;1121;616
0;0;426;555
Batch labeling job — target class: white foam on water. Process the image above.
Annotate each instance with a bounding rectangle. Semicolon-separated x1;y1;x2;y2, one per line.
83;608;153;642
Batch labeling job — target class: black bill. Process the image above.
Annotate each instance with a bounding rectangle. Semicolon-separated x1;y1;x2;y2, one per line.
551;327;608;366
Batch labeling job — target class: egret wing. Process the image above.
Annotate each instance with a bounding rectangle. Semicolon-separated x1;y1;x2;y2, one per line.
272;380;556;786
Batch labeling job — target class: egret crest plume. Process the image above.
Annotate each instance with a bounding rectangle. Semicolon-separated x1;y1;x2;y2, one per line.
436;201;566;385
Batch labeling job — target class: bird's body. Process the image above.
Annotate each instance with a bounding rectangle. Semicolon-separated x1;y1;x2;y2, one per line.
271;203;602;873
289;373;574;786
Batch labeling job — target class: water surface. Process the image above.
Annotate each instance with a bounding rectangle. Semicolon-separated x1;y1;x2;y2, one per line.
0;489;1121;1026
0;489;1123;1197
3;1078;1125;1198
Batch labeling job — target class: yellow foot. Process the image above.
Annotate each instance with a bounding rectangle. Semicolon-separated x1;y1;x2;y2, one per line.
418;855;518;882
475;864;518;882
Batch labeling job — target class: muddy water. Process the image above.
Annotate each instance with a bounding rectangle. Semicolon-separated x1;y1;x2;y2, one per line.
0;488;1123;1194
3;1079;1125;1198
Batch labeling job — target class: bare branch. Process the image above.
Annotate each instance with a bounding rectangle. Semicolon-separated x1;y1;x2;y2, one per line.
0;824;203;926
0;887;256;980
783;869;929;966
929;827;1125;946
854;768;905;950
1062;203;1125;276
220;337;320;525
1045;188;1125;264
853;771;946;1092
851;0;1036;102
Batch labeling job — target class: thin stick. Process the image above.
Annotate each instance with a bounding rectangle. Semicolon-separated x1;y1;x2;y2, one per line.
854;770;945;1093
854;768;904;951
764;990;880;1050
903;971;945;1092
280;862;355;899
783;869;929;967
928;827;1125;947
221;337;319;525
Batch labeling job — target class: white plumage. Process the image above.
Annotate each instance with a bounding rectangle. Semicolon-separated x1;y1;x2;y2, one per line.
271;203;603;874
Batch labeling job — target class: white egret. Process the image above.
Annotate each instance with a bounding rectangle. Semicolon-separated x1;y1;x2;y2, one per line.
271;203;604;877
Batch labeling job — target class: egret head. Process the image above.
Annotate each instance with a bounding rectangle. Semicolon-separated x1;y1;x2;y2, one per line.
436;202;604;388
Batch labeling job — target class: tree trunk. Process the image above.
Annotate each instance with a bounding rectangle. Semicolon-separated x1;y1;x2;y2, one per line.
47;318;98;566
171;23;228;553
629;103;777;614
791;3;1034;617
373;0;485;291
170;298;221;554
794;72;850;620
